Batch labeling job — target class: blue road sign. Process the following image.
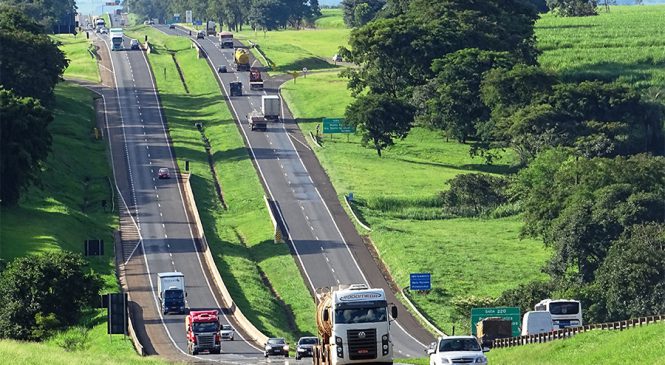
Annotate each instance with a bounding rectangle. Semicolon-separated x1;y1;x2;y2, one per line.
194;19;202;26
410;273;431;291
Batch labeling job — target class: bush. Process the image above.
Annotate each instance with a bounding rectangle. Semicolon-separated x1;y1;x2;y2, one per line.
496;280;555;315
440;173;509;217
53;326;90;352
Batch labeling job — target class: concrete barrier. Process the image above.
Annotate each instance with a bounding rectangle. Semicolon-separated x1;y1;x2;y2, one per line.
180;172;269;346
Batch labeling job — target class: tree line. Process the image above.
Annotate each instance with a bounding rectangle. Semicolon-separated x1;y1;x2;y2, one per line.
339;0;665;324
124;0;322;31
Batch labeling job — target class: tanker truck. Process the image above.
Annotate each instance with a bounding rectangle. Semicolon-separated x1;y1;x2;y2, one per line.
234;48;250;71
313;284;398;365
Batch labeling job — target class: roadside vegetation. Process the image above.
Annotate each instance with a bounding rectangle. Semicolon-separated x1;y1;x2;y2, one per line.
51;34;100;82
125;25;316;342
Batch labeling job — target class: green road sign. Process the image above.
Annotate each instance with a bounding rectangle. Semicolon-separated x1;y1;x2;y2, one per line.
322;118;355;134
471;307;521;337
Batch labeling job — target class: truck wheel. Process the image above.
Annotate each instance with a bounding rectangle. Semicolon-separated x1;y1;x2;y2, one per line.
295;355;301;360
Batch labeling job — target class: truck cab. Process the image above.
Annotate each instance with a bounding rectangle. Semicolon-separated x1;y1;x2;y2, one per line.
427;336;488;365
248;112;267;131
186;310;222;355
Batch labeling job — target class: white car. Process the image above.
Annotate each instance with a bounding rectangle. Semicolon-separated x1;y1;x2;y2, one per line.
220;324;234;340
428;336;488;365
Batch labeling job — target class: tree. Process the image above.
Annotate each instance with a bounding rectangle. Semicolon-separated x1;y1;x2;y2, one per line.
248;0;289;30
0;251;102;340
0;0;77;29
440;173;509;216
341;0;385;27
345;93;415;156
417;49;514;143
595;223;665;321
546;0;597;16
0;89;53;206
0;8;69;103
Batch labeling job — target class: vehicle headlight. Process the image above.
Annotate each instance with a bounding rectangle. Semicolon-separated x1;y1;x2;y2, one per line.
475;356;487;363
297;347;305;352
265;346;271;350
283;345;289;351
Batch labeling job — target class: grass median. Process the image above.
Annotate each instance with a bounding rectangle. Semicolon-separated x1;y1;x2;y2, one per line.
125;25;316;341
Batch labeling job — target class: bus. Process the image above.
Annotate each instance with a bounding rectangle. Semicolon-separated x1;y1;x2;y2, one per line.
109;28;123;51
534;299;583;330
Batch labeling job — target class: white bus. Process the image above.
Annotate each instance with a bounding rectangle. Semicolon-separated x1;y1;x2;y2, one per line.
535;299;583;330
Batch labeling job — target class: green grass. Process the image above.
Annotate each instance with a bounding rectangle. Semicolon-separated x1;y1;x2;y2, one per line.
125;26;316;342
487;323;665;365
235;26;350;73
0;310;169;365
314;8;347;29
536;5;665;90
51;34;100;82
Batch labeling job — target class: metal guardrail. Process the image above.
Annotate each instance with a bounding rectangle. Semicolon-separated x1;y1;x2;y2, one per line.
493;314;665;348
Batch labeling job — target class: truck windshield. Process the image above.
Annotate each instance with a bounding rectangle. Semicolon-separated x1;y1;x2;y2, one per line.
192;322;218;333
164;290;183;299
549;302;580;315
439;338;481;352
335;307;387;324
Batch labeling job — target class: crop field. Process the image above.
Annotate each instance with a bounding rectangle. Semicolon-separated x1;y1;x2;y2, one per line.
536;5;665;90
125;25;316;341
51;34;100;82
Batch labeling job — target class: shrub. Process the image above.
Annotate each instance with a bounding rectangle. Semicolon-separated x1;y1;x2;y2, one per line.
440;173;509;217
53;326;90;352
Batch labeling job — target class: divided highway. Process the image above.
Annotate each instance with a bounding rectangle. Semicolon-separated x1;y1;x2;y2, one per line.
155;25;435;358
99;18;276;363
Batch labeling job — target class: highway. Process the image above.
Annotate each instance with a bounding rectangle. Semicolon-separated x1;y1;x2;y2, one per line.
100;17;278;363
155;24;435;359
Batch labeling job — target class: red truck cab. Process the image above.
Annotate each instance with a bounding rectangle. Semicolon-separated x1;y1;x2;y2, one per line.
186;310;222;355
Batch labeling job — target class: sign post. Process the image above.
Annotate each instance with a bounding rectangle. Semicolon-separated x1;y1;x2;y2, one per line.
409;273;431;291
470;307;521;337
185;10;192;24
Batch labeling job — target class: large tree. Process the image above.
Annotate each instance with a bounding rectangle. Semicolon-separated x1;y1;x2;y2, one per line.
0;251;101;340
547;0;597;16
0;8;68;103
0;0;76;29
345;93;415;156
0;89;53;206
341;0;385;27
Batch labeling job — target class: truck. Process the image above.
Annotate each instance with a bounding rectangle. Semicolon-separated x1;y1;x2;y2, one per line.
157;272;186;314
95;17;105;32
312;284;397;365
219;31;234;49
234;48;250;71
248;112;267;131
262;95;280;122
109;28;124;51
249;67;263;90
185;310;222;355
206;21;216;36
475;317;512;348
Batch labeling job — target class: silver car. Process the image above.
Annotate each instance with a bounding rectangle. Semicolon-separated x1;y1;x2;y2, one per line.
220;324;234;340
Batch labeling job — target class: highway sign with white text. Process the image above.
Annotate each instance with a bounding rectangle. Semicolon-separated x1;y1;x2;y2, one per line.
410;272;431;291
471;307;521;337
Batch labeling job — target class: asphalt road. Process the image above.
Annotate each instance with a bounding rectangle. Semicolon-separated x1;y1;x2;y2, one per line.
154;25;435;359
101;16;306;364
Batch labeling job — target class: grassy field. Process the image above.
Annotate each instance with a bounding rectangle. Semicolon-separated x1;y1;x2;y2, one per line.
125;26;316;342
314;8;346;29
51;34;100;82
536;5;665;90
0;82;148;359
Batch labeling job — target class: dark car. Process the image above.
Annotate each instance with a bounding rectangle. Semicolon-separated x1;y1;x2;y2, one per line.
158;167;170;179
229;81;242;96
168;24;175;29
196;30;205;39
264;337;289;358
217;65;227;73
295;336;318;360
130;39;140;50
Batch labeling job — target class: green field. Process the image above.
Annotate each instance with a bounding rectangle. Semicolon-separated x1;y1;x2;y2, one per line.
0;82;148;359
536;5;665;90
314;8;346;29
125;26;316;342
51;34;100;82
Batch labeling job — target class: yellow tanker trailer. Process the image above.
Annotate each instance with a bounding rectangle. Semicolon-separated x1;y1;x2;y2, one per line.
234;48;250;71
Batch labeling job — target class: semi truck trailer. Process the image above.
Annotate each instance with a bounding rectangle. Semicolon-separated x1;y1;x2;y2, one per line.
157;272;186;314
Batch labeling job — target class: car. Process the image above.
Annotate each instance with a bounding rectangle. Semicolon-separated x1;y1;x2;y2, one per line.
264;337;289;358
332;54;343;62
427;336;488;365
130;39;140;50
169;24;175;29
158;168;170;179
100;27;108;34
295;336;318;360
220;324;235;341
217;65;227;73
196;30;205;39
148;19;154;25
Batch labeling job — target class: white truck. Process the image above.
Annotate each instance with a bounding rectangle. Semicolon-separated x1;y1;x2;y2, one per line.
157;272;186;314
313;284;397;365
109;28;123;51
206;21;216;35
262;95;280;122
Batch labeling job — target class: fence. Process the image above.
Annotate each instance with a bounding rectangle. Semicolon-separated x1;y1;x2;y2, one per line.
493;314;665;348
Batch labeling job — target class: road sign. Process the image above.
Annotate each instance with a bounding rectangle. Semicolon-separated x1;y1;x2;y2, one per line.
173;13;180;22
322;118;355;134
194;19;202;26
410;273;431;291
185;10;192;23
471;307;521;337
